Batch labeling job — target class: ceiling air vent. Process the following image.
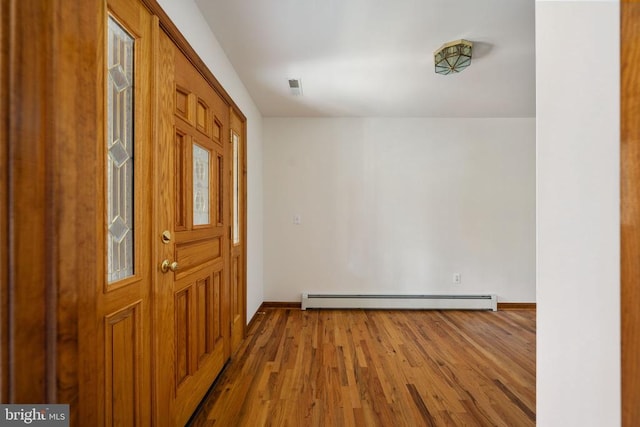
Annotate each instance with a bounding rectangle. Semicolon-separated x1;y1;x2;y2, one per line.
288;78;303;96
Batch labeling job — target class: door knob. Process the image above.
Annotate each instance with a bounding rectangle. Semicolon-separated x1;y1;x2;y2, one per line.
161;259;179;273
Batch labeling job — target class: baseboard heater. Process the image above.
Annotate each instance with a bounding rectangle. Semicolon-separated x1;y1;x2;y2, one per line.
301;293;497;311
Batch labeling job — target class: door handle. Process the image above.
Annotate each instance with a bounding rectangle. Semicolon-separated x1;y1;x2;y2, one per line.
161;259;179;273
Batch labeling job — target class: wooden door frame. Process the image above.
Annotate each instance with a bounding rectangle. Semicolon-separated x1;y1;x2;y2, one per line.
230;107;248;353
1;0;9;403
621;2;640;425
1;0;246;424
1;2;101;421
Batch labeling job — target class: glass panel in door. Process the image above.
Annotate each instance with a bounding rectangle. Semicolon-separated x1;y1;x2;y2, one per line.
193;143;210;226
106;16;135;283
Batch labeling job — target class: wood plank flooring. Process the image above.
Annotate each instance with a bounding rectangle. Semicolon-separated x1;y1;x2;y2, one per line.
189;308;535;426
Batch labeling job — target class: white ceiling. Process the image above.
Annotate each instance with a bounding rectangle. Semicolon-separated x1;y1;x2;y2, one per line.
195;0;535;118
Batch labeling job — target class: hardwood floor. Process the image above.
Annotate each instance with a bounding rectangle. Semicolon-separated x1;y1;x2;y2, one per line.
189;308;535;426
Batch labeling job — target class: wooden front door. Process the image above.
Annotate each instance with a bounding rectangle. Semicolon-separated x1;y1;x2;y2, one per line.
154;31;231;426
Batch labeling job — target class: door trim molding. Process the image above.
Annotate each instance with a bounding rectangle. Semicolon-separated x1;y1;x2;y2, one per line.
2;2;101;422
621;2;640;425
3;0;52;403
1;0;10;402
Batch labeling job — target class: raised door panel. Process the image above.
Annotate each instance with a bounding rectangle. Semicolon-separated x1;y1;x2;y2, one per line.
175;238;221;273
195;276;211;364
174;129;187;231
196;98;210;138
175;288;191;387
105;303;143;427
175;86;190;123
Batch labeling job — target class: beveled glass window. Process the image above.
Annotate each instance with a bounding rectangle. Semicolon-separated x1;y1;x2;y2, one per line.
232;132;240;245
193;143;210;226
107;16;135;283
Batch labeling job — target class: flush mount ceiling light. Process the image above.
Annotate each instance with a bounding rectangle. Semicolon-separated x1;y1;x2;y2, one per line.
434;39;473;75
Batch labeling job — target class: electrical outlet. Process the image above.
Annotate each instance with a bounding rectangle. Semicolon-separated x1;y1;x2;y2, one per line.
453;273;462;284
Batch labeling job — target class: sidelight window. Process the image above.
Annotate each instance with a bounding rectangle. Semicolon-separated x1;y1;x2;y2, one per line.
106;16;135;283
232;132;240;245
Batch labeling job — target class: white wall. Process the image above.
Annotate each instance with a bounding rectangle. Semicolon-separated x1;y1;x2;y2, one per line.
264;118;536;302
157;0;264;322
536;1;620;426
